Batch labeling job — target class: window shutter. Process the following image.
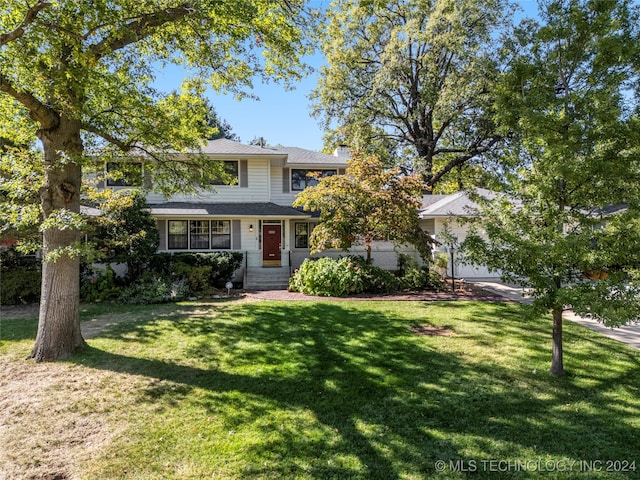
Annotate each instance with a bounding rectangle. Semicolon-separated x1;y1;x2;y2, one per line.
157;220;166;251
239;160;248;188
338;168;346;175
143;164;153;189
282;168;290;193
232;220;241;249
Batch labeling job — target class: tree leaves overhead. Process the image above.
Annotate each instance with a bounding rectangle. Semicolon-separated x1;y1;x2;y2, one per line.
312;0;513;189
0;0;311;169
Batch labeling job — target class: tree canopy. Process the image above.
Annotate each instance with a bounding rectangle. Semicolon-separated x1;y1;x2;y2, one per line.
292;152;433;263
463;0;640;376
311;0;512;190
0;0;312;361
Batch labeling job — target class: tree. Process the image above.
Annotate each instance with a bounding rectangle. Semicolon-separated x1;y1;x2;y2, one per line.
311;0;512;190
0;0;311;361
91;190;159;282
204;100;239;142
292;152;433;263
463;0;640;376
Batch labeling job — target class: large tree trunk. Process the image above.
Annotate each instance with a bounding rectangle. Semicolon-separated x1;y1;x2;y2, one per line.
30;117;86;362
550;306;565;376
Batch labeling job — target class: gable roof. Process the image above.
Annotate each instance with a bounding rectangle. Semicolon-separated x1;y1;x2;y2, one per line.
199;139;348;167
420;188;499;218
277;146;348;167
200;138;284;156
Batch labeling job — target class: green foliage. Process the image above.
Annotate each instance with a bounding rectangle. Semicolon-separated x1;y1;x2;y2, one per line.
149;252;243;291
0;146;43;252
117;276;189;305
312;0;511;188
397;253;444;291
463;0;640;374
0;249;41;304
80;265;123;303
289;256;399;296
293;152;433;262
90;190;159;281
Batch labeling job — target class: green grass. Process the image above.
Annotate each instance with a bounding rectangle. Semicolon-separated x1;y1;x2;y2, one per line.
2;300;640;479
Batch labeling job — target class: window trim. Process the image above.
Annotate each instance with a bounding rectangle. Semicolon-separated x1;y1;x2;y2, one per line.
294;221;315;249
291;169;337;191
168;220;189;250
209;160;239;186
167;219;232;250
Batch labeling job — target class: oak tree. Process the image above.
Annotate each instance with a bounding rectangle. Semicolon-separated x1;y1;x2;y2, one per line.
311;0;512;190
0;0;311;361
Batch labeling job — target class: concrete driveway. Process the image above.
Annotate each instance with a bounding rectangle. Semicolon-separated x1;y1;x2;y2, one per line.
470;280;640;350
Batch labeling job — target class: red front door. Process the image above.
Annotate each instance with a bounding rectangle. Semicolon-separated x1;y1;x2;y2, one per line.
262;224;282;264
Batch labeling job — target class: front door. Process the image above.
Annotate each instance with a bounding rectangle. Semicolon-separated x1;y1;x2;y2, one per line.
262;224;282;265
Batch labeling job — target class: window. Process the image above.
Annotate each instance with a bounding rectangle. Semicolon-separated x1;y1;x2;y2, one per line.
294;222;315;248
167;220;231;250
168;220;188;249
210;161;239;185
291;169;336;191
190;220;210;249
211;220;231;249
106;162;143;187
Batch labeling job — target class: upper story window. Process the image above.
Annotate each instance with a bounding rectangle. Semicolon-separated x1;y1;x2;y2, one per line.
291;169;336;191
106;162;143;187
209;161;239;185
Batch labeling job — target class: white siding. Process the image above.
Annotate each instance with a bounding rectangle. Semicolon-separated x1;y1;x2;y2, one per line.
146;159;271;204
270;166;299;206
433;218;500;279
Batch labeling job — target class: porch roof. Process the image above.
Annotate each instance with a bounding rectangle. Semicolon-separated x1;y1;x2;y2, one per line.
148;202;310;218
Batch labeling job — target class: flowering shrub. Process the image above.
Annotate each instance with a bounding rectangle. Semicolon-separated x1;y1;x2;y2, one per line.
289;256;399;296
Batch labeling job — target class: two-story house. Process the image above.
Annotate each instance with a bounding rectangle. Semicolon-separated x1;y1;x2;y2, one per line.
110;138;420;289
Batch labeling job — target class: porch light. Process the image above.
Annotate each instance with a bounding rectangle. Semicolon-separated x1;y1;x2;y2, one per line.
249;224;254;232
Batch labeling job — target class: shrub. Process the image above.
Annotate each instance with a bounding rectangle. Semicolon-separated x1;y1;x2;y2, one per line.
118;275;189;305
289;256;399;296
80;265;123;303
1;268;41;304
91;190;159;282
399;266;444;291
396;252;444;291
0;249;41;305
148;252;242;291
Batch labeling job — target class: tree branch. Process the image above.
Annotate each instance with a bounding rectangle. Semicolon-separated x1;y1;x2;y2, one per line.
81;122;134;152
427;136;502;187
0;73;58;128
87;4;196;60
0;0;51;46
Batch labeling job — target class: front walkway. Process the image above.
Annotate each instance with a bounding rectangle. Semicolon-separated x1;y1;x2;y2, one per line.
470;280;640;350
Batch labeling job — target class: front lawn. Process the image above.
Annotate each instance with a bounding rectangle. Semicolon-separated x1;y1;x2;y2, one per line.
1;300;639;479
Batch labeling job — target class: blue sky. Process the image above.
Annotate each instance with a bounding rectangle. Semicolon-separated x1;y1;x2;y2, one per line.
156;1;540;152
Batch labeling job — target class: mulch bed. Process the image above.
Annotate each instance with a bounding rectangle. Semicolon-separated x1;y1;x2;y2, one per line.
244;281;506;302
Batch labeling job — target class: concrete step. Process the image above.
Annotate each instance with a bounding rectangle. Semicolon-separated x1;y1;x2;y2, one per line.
245;268;291;290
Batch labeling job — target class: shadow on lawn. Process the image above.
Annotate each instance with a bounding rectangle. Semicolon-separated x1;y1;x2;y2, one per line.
74;301;640;479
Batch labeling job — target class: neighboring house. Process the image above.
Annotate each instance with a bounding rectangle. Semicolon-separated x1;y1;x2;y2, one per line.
420;188;501;280
103;139;424;288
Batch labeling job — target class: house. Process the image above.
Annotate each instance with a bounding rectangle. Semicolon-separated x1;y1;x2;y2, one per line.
105;139;424;289
419;189;501;280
